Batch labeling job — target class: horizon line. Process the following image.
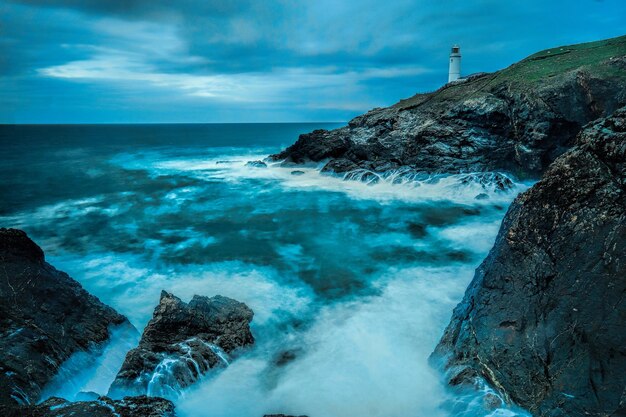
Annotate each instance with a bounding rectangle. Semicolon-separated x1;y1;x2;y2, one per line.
0;121;347;126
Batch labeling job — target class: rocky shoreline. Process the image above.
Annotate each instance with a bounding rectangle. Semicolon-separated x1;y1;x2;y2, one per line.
0;228;257;416
433;107;626;417
1;35;625;417
266;35;626;416
270;36;626;180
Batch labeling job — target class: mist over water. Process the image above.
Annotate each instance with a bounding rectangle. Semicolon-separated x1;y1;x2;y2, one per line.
0;124;531;417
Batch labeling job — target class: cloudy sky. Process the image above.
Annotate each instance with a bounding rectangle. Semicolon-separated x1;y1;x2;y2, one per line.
1;0;624;123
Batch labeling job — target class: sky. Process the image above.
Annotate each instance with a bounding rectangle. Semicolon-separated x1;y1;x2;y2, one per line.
0;0;625;123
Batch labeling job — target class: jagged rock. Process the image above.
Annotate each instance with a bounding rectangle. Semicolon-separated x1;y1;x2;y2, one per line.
109;291;254;399
433;107;626;416
0;228;131;412
16;395;175;417
271;36;626;179
246;160;268;168
458;172;514;191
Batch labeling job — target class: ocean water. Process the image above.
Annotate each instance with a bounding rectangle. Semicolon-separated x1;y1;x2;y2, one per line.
0;124;531;417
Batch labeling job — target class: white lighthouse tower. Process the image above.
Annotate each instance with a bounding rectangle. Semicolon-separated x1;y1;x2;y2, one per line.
448;44;461;83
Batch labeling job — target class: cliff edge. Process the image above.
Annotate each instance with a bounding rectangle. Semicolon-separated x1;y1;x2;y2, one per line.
271;35;626;179
433;107;626;416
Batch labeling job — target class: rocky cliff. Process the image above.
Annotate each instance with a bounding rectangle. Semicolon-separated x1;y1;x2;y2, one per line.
109;291;254;399
271;35;626;179
433;107;626;416
0;228;130;411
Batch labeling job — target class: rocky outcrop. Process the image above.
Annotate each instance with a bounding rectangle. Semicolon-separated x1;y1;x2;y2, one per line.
0;228;130;411
271;36;626;179
109;291;254;399
16;395;175;417
246;160;268;168
433;107;626;416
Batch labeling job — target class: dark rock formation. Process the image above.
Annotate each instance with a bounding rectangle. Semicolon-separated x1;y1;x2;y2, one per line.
246;160;268;168
434;107;626;416
109;291;254;398
0;228;130;412
16;395;175;417
271;36;626;179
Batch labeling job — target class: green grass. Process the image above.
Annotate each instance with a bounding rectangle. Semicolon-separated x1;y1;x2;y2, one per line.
499;34;626;85
395;34;626;110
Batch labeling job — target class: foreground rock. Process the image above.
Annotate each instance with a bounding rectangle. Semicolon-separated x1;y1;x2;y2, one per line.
109;291;254;398
271;35;626;178
434;108;626;416
0;228;130;412
16;395;175;417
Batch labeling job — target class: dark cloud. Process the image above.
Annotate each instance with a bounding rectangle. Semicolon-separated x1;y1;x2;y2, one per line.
8;0;254;20
1;0;625;123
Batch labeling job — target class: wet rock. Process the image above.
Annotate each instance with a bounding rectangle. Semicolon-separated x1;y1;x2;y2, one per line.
0;228;131;412
271;36;626;179
109;291;254;399
246;160;268;168
458;172;514;191
321;158;359;174
17;395;175;417
475;193;489;200
290;170;305;176
434;107;626;416
483;393;503;410
74;391;100;401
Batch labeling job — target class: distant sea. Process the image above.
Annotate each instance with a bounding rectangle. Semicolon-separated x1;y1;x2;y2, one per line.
0;123;531;417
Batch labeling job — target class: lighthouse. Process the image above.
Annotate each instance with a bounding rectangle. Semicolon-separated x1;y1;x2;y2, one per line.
448;45;461;83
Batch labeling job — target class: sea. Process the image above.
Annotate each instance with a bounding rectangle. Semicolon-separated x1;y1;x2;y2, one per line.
0;123;531;417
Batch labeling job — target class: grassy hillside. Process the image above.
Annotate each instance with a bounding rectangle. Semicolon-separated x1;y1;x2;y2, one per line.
396;34;626;110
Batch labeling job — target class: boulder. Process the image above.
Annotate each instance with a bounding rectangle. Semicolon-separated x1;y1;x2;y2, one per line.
109;291;254;398
0;228;130;412
433;107;626;416
246;160;268;168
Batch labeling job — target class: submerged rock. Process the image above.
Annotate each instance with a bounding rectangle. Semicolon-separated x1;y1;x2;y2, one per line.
246;160;268;168
109;291;254;398
263;415;309;417
458;172;514;191
17;395;175;417
271;36;626;179
434;107;626;416
290;170;305;176
0;228;130;412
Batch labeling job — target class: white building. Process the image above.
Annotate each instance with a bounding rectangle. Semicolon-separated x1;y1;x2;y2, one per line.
448;45;461;83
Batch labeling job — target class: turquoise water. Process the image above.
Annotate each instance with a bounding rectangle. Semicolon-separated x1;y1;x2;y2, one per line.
0;124;530;417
